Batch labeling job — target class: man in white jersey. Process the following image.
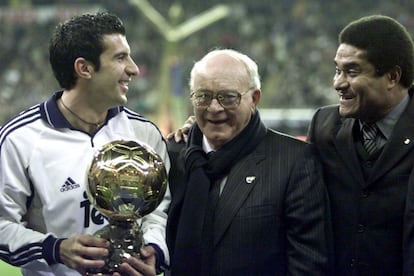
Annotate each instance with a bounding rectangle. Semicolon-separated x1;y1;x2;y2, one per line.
0;12;170;276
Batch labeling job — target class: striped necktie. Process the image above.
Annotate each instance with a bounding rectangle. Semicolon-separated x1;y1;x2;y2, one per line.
362;123;378;155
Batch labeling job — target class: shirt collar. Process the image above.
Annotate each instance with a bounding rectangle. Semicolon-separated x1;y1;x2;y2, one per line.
202;135;215;153
359;94;409;140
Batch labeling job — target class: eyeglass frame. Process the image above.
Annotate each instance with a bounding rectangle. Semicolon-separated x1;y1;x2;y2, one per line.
190;88;254;109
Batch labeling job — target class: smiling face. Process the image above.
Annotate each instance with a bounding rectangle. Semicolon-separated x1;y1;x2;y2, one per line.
333;43;395;122
192;53;260;150
90;34;139;108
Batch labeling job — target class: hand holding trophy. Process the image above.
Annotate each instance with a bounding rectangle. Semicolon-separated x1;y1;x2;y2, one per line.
86;140;167;274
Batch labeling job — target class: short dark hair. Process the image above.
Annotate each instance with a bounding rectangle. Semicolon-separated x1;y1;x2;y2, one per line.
339;15;414;88
49;11;126;89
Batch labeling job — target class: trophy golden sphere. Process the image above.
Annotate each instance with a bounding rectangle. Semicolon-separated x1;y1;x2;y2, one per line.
86;140;167;222
86;140;167;274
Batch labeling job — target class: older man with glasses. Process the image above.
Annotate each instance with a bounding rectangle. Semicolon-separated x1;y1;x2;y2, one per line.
165;49;333;276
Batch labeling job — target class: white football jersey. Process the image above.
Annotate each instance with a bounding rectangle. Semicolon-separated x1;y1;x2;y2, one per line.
0;91;171;275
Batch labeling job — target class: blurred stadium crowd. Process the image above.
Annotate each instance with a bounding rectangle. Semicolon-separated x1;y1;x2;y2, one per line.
1;0;414;133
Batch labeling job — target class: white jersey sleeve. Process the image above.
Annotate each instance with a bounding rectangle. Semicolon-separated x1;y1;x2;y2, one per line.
124;108;172;267
0;108;64;272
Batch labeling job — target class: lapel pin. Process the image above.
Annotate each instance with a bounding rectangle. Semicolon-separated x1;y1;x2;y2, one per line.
404;138;411;145
245;176;256;184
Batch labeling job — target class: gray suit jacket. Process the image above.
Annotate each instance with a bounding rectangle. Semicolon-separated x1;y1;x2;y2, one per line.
167;128;332;275
308;92;414;275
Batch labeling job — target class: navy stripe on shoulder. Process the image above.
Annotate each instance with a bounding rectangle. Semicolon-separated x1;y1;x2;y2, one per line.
0;105;41;148
123;107;149;122
122;107;166;141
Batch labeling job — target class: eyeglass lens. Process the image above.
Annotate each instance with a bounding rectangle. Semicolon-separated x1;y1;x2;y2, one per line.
192;90;241;108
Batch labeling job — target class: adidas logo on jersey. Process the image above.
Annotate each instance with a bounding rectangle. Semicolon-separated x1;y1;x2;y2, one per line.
60;177;81;192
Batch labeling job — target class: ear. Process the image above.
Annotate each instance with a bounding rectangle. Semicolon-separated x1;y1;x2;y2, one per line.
74;57;94;79
387;65;402;89
251;89;261;110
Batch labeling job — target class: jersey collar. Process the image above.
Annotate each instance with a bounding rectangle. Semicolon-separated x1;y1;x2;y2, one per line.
40;90;122;128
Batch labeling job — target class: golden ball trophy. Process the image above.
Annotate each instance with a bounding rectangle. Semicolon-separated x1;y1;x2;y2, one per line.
86;140;167;274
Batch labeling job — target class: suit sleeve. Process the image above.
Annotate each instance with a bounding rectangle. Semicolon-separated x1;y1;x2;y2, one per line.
306;108;321;144
285;144;333;275
403;168;414;275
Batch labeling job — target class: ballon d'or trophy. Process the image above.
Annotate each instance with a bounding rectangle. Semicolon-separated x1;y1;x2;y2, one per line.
86;140;167;274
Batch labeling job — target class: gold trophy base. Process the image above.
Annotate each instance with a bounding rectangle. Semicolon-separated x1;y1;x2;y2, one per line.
87;219;143;275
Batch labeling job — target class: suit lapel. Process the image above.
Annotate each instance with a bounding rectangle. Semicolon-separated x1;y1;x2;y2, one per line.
370;97;414;183
333;118;366;186
212;150;264;247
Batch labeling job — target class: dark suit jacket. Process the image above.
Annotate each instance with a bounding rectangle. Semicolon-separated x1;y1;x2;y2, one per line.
404;168;414;275
308;93;414;275
167;128;332;275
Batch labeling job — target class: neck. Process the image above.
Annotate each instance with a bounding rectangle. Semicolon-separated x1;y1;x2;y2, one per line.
59;98;105;132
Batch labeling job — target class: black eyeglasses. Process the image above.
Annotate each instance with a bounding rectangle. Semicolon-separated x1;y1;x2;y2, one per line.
190;89;251;109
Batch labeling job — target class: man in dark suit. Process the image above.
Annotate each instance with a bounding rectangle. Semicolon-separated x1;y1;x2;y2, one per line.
166;49;332;275
307;15;414;275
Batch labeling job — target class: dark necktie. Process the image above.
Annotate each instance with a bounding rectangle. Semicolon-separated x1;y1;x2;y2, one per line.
362;123;378;155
